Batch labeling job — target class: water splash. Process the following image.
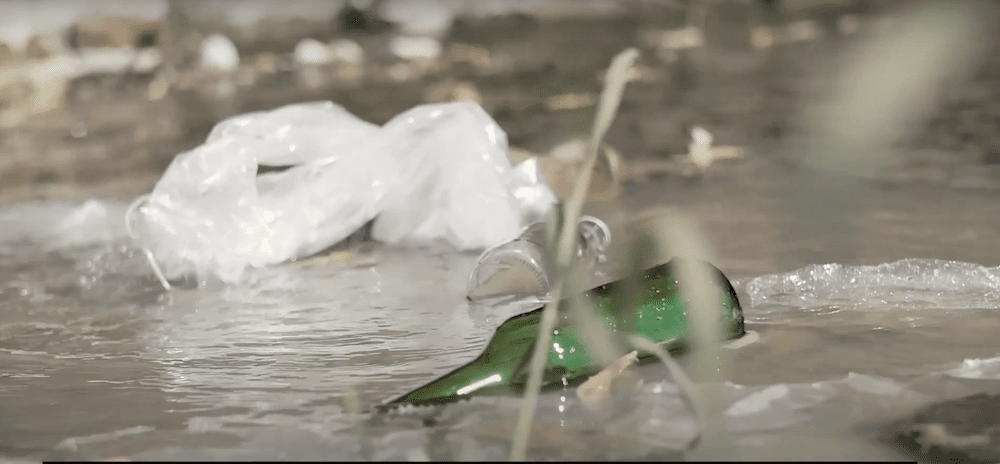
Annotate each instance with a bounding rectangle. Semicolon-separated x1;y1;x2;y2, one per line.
945;356;1000;382
746;258;1000;311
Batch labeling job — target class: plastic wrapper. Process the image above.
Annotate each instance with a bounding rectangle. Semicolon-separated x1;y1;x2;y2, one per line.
128;101;557;283
371;102;537;250
204;101;382;165
128;101;397;283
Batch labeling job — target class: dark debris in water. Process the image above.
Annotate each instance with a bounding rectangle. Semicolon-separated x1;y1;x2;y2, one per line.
888;392;1000;463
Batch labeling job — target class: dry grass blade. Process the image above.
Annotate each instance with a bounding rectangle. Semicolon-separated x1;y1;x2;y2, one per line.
567;290;625;368
564;223;656;407
627;334;703;429
509;47;639;461
124;194;172;291
642;209;730;457
576;350;638;409
556;48;640;263
343;385;365;438
798;1;992;178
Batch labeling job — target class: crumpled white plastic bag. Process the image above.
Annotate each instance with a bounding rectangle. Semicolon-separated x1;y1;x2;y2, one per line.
128;101;556;283
507;157;558;226
205;101;381;165
371;102;551;250
129;101;397;283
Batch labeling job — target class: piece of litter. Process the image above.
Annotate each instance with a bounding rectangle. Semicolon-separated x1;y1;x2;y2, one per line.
545;93;596;111
687;126;746;171
287;250;377;269
577;350;639;409
128;101;396;283
328;39;365;64
294;38;334;65
689;126;714;170
371;102;545;250
129;101;556;284
388;35;442;60
200;33;239;72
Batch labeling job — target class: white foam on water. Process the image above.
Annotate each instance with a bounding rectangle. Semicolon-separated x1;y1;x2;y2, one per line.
745;258;1000;311
945;356;1000;381
0;199;130;253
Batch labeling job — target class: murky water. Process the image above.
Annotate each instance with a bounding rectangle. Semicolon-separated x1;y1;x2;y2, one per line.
3;156;1000;461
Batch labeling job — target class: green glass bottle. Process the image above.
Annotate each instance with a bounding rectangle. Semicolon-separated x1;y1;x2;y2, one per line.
383;259;745;408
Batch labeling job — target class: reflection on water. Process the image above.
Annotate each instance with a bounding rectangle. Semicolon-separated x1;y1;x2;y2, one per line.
3;159;1000;460
141;249;490;413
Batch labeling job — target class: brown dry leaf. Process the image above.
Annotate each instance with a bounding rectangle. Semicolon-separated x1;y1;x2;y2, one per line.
711;145;747;160
576;350;639;409
545;92;596;111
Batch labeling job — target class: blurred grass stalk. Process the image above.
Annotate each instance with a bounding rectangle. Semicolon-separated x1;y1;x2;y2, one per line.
509;47;639;461
784;0;996;291
643;210;729;458
508;44;734;459
508;0;998;460
799;0;992;178
343;384;365;438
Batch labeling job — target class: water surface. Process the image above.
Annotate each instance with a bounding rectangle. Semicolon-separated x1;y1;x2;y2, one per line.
3;157;1000;460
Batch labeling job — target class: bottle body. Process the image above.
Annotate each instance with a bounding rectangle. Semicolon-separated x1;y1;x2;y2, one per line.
466;215;611;302
386;259;745;407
